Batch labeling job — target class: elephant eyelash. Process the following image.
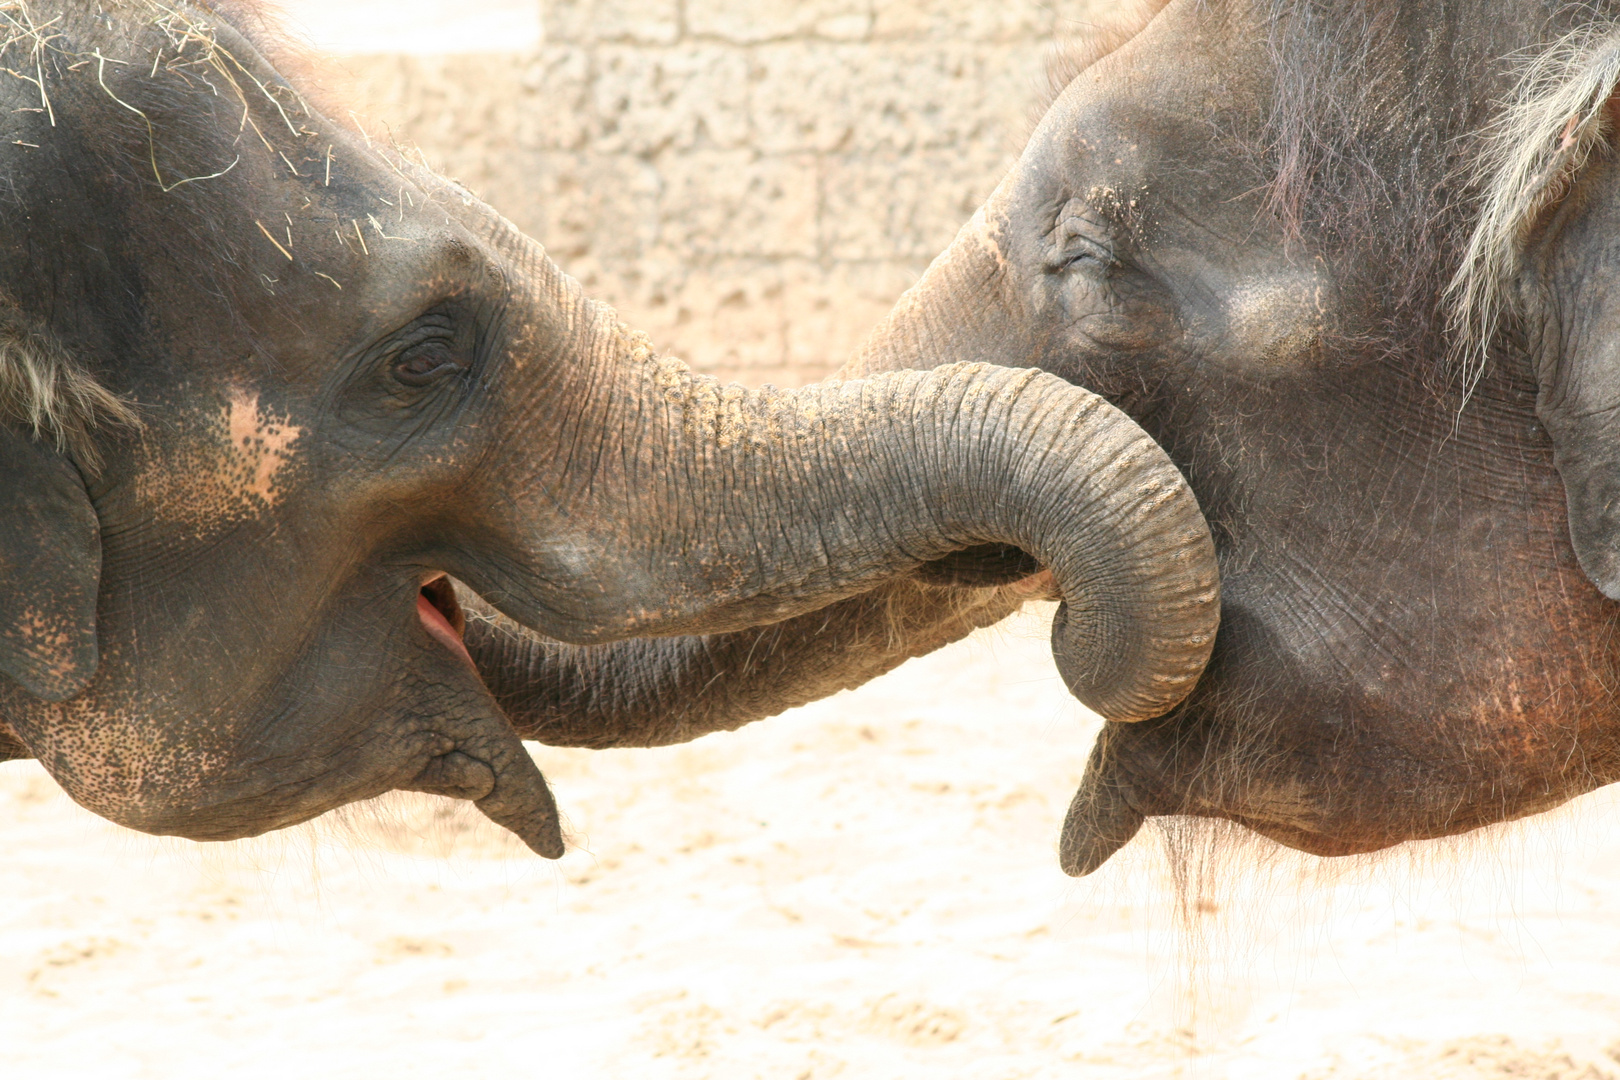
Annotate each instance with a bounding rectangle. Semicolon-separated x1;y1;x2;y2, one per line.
1045;205;1121;274
392;341;466;388
390;316;457;351
377;310;474;384
1048;231;1120;275
1066;237;1119;270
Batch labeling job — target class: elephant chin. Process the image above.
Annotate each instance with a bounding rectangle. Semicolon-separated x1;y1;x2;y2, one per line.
1556;459;1620;601
1058;707;1591;876
1060;720;1400;877
2;573;567;861
0;718;26;761
410;580;566;858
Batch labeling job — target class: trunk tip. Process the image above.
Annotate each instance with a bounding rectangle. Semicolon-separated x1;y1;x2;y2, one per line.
1050;584;1218;723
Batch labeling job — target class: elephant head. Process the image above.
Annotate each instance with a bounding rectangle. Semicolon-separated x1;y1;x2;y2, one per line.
567;0;1620;874
934;0;1620;871
0;2;1219;853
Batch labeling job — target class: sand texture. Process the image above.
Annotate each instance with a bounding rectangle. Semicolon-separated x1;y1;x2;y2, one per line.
4;606;1620;1079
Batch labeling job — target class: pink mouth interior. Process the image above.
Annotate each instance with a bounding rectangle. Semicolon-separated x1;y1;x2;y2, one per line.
418;578;475;668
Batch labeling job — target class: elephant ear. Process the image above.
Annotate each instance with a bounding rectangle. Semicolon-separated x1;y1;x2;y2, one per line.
0;421;101;700
1451;39;1620;597
1518;152;1620;599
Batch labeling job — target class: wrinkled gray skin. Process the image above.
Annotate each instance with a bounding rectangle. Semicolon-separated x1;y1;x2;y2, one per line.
1523;107;1620;598
0;2;1218;852
473;0;1620;873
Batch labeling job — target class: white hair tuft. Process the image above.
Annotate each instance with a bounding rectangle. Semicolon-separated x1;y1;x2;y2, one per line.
1450;22;1620;374
0;313;138;473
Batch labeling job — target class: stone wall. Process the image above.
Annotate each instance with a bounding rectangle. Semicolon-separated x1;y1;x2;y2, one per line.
335;1;1116;384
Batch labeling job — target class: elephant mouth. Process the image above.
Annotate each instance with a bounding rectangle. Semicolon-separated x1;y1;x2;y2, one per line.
417;574;473;667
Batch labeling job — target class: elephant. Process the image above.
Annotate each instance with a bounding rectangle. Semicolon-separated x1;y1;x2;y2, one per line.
0;1;1221;853
467;0;1620;875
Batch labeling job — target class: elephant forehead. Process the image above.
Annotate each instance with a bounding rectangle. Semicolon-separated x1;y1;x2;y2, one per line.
133;387;307;538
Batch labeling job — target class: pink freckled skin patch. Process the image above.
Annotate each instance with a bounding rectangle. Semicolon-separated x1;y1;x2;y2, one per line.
225;389;302;505
136;386;310;536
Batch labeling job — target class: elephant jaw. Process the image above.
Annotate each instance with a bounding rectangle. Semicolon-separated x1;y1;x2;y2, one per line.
418;575;474;669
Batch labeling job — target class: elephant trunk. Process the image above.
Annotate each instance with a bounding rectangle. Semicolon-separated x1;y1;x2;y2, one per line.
484;324;1217;722
454;214;1084;745
461;578;1029;746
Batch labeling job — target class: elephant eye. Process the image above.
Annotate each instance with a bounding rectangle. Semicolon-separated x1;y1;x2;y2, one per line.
1046;209;1119;276
392;341;463;387
1058;234;1117;273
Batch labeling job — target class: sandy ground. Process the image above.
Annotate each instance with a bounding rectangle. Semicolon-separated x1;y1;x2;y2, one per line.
5;606;1620;1079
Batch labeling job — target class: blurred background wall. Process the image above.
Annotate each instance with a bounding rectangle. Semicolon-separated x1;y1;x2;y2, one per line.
283;0;1116;384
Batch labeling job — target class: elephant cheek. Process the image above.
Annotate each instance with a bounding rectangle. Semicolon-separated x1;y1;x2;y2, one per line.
1215;268;1333;374
3;637;564;859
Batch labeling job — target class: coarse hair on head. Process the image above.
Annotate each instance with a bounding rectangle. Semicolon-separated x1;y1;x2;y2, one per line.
1449;18;1620;378
0;308;138;474
0;0;372;477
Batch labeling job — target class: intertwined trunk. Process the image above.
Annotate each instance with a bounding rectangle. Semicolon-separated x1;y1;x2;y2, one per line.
460;223;1216;731
463;578;1031;747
